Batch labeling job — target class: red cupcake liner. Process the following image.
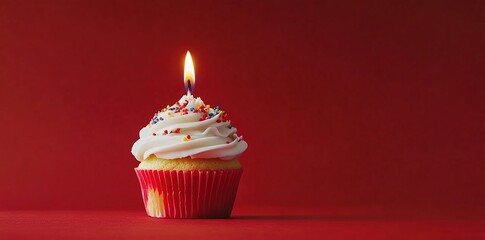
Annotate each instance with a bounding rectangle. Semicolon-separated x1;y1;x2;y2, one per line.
135;168;242;218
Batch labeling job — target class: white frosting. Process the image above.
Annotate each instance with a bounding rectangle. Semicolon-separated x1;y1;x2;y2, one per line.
131;94;248;161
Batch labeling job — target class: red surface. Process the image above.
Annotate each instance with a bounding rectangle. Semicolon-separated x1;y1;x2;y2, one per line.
1;208;485;240
0;0;484;226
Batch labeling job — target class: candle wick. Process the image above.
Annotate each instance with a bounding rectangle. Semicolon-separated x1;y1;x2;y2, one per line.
187;80;193;95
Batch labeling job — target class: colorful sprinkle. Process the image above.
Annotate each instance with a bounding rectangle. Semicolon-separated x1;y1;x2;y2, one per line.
148;98;235;127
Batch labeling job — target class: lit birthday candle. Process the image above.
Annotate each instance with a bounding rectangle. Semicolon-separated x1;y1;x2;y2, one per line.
184;51;195;95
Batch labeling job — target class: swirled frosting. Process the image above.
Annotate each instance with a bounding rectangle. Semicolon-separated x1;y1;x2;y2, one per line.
131;94;248;161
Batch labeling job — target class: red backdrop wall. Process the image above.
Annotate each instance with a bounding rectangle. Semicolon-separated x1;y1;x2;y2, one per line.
0;1;484;214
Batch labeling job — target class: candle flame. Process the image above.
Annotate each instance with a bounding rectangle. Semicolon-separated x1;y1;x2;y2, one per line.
184;51;195;94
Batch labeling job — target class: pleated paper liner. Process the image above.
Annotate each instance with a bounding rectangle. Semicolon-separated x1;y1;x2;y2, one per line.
135;169;242;218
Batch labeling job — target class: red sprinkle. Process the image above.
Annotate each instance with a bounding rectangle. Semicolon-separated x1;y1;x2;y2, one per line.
152;133;156;136
164;130;168;135
226;141;230;144
174;128;181;133
186;135;191;139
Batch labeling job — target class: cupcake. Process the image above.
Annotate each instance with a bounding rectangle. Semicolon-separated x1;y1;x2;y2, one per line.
131;94;248;218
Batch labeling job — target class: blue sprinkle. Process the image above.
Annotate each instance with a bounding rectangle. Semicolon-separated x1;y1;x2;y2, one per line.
228;125;232;129
175;107;179;110
209;113;214;117
190;107;195;112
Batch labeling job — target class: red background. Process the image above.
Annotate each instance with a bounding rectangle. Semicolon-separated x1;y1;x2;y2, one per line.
0;0;484;216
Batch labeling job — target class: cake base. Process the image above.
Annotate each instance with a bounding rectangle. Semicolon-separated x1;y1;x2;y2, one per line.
135;169;242;218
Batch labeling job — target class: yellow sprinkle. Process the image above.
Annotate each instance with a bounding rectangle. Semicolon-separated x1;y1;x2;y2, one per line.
183;136;188;141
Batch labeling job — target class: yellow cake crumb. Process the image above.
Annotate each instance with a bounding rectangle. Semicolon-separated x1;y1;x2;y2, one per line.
137;155;241;170
146;188;164;218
